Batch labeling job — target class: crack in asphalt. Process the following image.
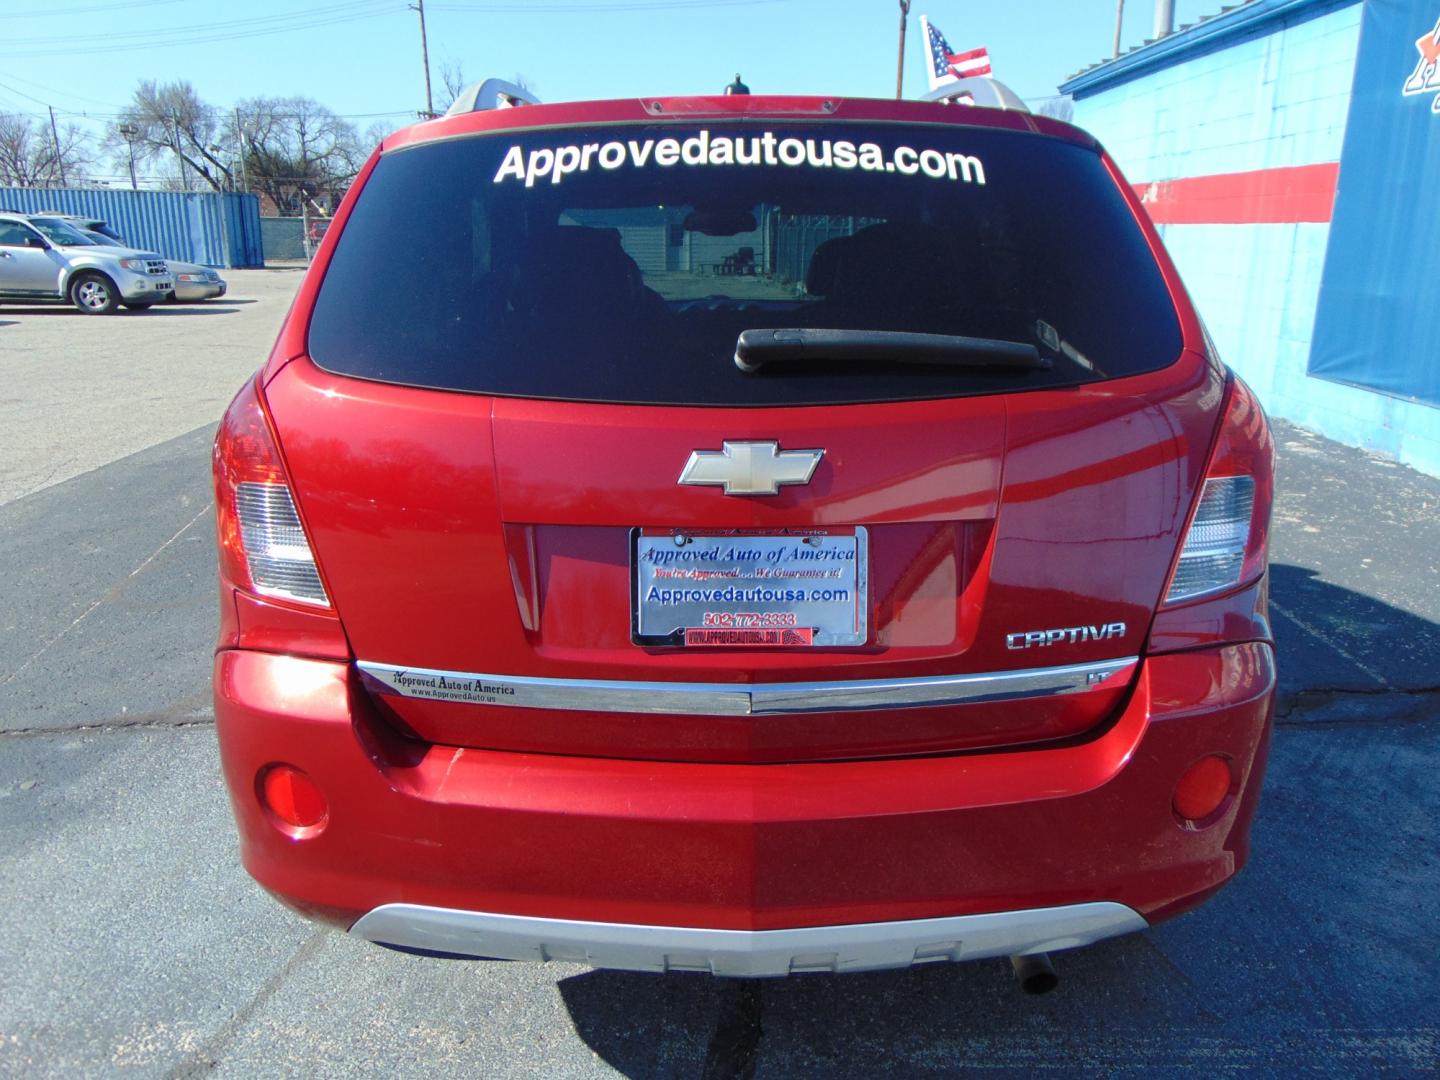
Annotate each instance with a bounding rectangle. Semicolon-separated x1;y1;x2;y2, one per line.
0;691;215;738
165;927;329;1079
0;717;215;739
1277;684;1440;723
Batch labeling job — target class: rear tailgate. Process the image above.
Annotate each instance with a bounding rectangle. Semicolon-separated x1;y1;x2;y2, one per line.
268;105;1216;762
264;348;1218;762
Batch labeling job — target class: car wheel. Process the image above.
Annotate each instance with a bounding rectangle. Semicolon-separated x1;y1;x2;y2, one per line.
70;272;119;315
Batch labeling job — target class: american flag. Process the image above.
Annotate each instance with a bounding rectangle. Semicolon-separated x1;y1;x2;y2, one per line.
948;45;993;79
921;15;992;92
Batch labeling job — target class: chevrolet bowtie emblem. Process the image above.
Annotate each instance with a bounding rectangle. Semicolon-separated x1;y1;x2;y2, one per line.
678;441;824;496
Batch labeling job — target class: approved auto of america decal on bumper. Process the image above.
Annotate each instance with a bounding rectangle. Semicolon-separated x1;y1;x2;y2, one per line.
367;668;519;706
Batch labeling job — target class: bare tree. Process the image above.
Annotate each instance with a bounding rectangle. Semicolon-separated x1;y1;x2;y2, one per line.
0;111;90;187
110;80;234;191
233;97;366;214
362;121;393;151
439;59;469;113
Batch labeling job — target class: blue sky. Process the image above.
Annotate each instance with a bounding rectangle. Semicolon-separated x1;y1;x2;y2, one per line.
2;0;1221;163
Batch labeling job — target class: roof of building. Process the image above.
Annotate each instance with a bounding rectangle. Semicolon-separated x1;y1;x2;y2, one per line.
1058;0;1360;98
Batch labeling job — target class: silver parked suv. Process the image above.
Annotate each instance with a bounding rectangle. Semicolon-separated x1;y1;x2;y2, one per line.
39;213;228;303
0;212;173;314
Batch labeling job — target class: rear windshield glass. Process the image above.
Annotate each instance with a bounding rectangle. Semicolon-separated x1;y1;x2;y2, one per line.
309;121;1182;406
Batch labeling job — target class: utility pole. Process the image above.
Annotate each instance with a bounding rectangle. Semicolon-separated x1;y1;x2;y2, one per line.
1112;0;1125;57
48;105;67;186
410;0;436;118
234;107;250;194
895;0;911;99
119;122;139;189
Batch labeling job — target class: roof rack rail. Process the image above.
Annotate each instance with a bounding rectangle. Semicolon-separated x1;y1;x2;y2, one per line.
445;78;542;116
921;77;1030;113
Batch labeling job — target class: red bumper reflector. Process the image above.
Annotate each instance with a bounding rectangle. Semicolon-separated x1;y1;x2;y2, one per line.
260;764;328;830
1173;755;1232;822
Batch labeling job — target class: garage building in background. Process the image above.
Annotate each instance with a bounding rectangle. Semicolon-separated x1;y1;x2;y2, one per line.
1061;0;1440;477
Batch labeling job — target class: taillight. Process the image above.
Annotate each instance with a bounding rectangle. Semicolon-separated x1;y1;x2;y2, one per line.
234;483;329;605
1162;376;1273;606
214;378;331;609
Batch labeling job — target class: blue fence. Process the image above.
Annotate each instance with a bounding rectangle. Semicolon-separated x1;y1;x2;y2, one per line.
0;186;263;268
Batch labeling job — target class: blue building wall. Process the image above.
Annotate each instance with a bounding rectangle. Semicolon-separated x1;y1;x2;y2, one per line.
0;187;263;269
1062;0;1440;477
1073;2;1361;177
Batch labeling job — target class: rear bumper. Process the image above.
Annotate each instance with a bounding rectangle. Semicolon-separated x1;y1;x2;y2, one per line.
351;901;1147;977
215;642;1274;961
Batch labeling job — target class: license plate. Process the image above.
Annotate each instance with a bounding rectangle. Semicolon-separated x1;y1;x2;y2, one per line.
632;529;868;647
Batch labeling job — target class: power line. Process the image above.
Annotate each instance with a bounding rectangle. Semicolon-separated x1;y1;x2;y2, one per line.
5;0;190;16
0;79;56;110
5;0;398;46
0;72;118;109
431;0;795;9
0;3;401;58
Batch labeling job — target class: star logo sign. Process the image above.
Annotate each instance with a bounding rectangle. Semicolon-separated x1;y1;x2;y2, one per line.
1403;14;1440;112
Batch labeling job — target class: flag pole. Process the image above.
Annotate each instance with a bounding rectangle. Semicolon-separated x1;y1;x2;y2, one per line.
896;0;912;99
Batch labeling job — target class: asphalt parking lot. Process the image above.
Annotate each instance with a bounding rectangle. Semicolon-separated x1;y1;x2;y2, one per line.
1;276;1437;1077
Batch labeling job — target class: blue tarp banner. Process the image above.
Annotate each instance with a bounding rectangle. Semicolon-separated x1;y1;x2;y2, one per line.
1309;0;1440;407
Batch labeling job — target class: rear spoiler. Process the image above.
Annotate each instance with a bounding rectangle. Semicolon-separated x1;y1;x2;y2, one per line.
445;78;542;116
921;77;1030;112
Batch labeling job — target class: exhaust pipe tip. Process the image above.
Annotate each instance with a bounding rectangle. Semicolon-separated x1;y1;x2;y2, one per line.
1009;952;1059;995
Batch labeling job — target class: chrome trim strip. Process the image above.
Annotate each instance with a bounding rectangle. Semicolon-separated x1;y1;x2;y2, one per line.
350;901;1149;977
356;656;1137;716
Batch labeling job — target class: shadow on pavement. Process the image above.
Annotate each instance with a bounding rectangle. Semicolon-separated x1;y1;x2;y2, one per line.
555;568;1439;1076
130;306;241;316
1269;562;1440;703
0;305;239;317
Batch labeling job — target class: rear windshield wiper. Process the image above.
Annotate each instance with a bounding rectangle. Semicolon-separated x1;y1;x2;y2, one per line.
734;328;1048;374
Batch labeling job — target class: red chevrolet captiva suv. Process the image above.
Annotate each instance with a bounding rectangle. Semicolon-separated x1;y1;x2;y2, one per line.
213;78;1275;988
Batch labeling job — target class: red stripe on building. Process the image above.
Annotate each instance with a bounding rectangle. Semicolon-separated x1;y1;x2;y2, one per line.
1132;162;1340;225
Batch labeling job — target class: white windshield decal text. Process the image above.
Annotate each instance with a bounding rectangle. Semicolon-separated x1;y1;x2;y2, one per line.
493;131;986;188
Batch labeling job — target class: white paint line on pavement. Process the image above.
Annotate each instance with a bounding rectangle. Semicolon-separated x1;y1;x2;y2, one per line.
1270;599;1392;689
0;501;214;688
